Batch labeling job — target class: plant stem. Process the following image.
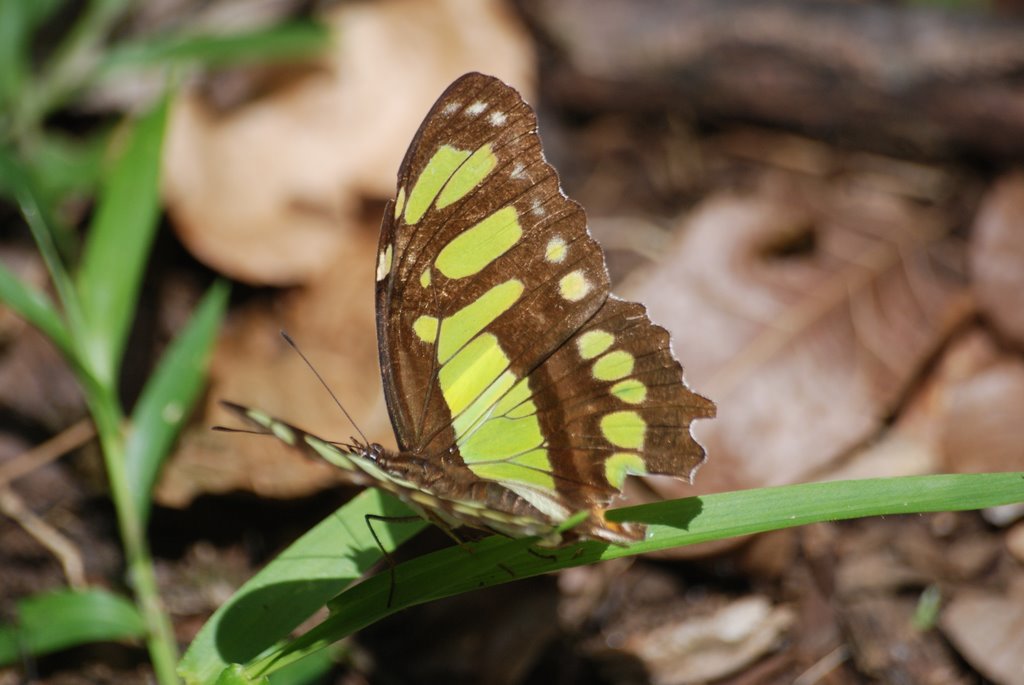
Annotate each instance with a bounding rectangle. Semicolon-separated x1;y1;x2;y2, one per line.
88;387;180;684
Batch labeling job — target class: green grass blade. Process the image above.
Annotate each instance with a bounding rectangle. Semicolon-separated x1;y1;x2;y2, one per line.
266;648;336;685
0;588;145;665
213;664;269;685
0;259;72;357
0;0;64;111
125;281;229;524
31;130;110;202
75;96;168;386
101;20;330;72
177;489;425;685
0;0;32;111
0;145;86;354
244;472;1024;678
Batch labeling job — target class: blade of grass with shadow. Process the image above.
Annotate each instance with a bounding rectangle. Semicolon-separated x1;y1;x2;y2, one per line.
101;20;330;72
238;472;1024;679
0;259;71;358
124;280;229;524
178;489;425;685
0;147;86;350
0;589;145;665
74;96;167;387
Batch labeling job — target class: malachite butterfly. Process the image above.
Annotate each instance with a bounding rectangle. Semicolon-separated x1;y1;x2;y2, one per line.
225;72;715;548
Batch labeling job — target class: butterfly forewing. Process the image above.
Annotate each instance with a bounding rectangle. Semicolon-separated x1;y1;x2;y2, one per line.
374;72;713;541
376;73;609;458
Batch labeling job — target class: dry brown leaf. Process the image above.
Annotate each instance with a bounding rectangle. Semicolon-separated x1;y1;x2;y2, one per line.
1008;522;1024;564
622;184;970;497
941;356;1024;475
941;580;1024;685
970;171;1024;346
845;595;969;684
155;224;392;506
163;0;534;285
825;328;1000;482
835;325;1024;486
602;595;795;685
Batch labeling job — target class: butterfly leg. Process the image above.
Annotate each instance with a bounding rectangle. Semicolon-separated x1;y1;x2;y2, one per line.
526;547;558;563
438;524;519;578
364;513;421;608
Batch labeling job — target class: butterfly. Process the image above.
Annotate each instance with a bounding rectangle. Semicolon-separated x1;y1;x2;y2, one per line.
224;72;715;556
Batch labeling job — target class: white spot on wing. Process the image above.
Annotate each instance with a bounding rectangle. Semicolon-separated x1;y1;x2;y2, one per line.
442;101;460;115
544;235;565;262
510;163;525;180
488;110;507;126
466;101;488;116
531;199;545;217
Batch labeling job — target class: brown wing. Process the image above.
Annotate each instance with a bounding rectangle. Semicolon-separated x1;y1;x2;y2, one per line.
373;73;714;540
525;297;715;518
374;73;609;456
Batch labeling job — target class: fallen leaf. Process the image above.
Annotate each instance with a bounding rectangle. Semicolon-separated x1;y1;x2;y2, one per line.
602;595;795;685
1007;522;1024;564
825;327;1000;482
940;356;1024;475
622;181;971;497
941;580;1024;685
155;222;392;506
845;595;969;684
163;0;535;285
970;171;1024;346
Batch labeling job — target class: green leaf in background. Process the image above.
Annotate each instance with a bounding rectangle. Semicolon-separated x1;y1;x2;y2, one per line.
0;0;65;112
101;20;330;73
74;96;168;387
31;130;110;206
0;588;145;665
0;259;72;358
0;144;87;360
178;489;424;685
241;472;1024;679
124;280;229;524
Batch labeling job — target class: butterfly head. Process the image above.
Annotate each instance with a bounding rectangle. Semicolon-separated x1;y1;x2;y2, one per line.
363;442;387;461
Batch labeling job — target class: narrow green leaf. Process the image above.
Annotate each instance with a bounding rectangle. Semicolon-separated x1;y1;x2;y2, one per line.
0;0;31;110
215;664;269;685
125;281;229;523
31;130;110;202
0;145;86;358
75;96;168;386
0;588;145;665
178;489;424;685
0;259;72;357
0;0;65;109
244;472;1024;678
101;20;330;72
913;584;942;630
267;648;337;685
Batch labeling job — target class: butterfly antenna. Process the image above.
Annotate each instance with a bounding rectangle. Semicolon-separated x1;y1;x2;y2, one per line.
280;330;370;447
